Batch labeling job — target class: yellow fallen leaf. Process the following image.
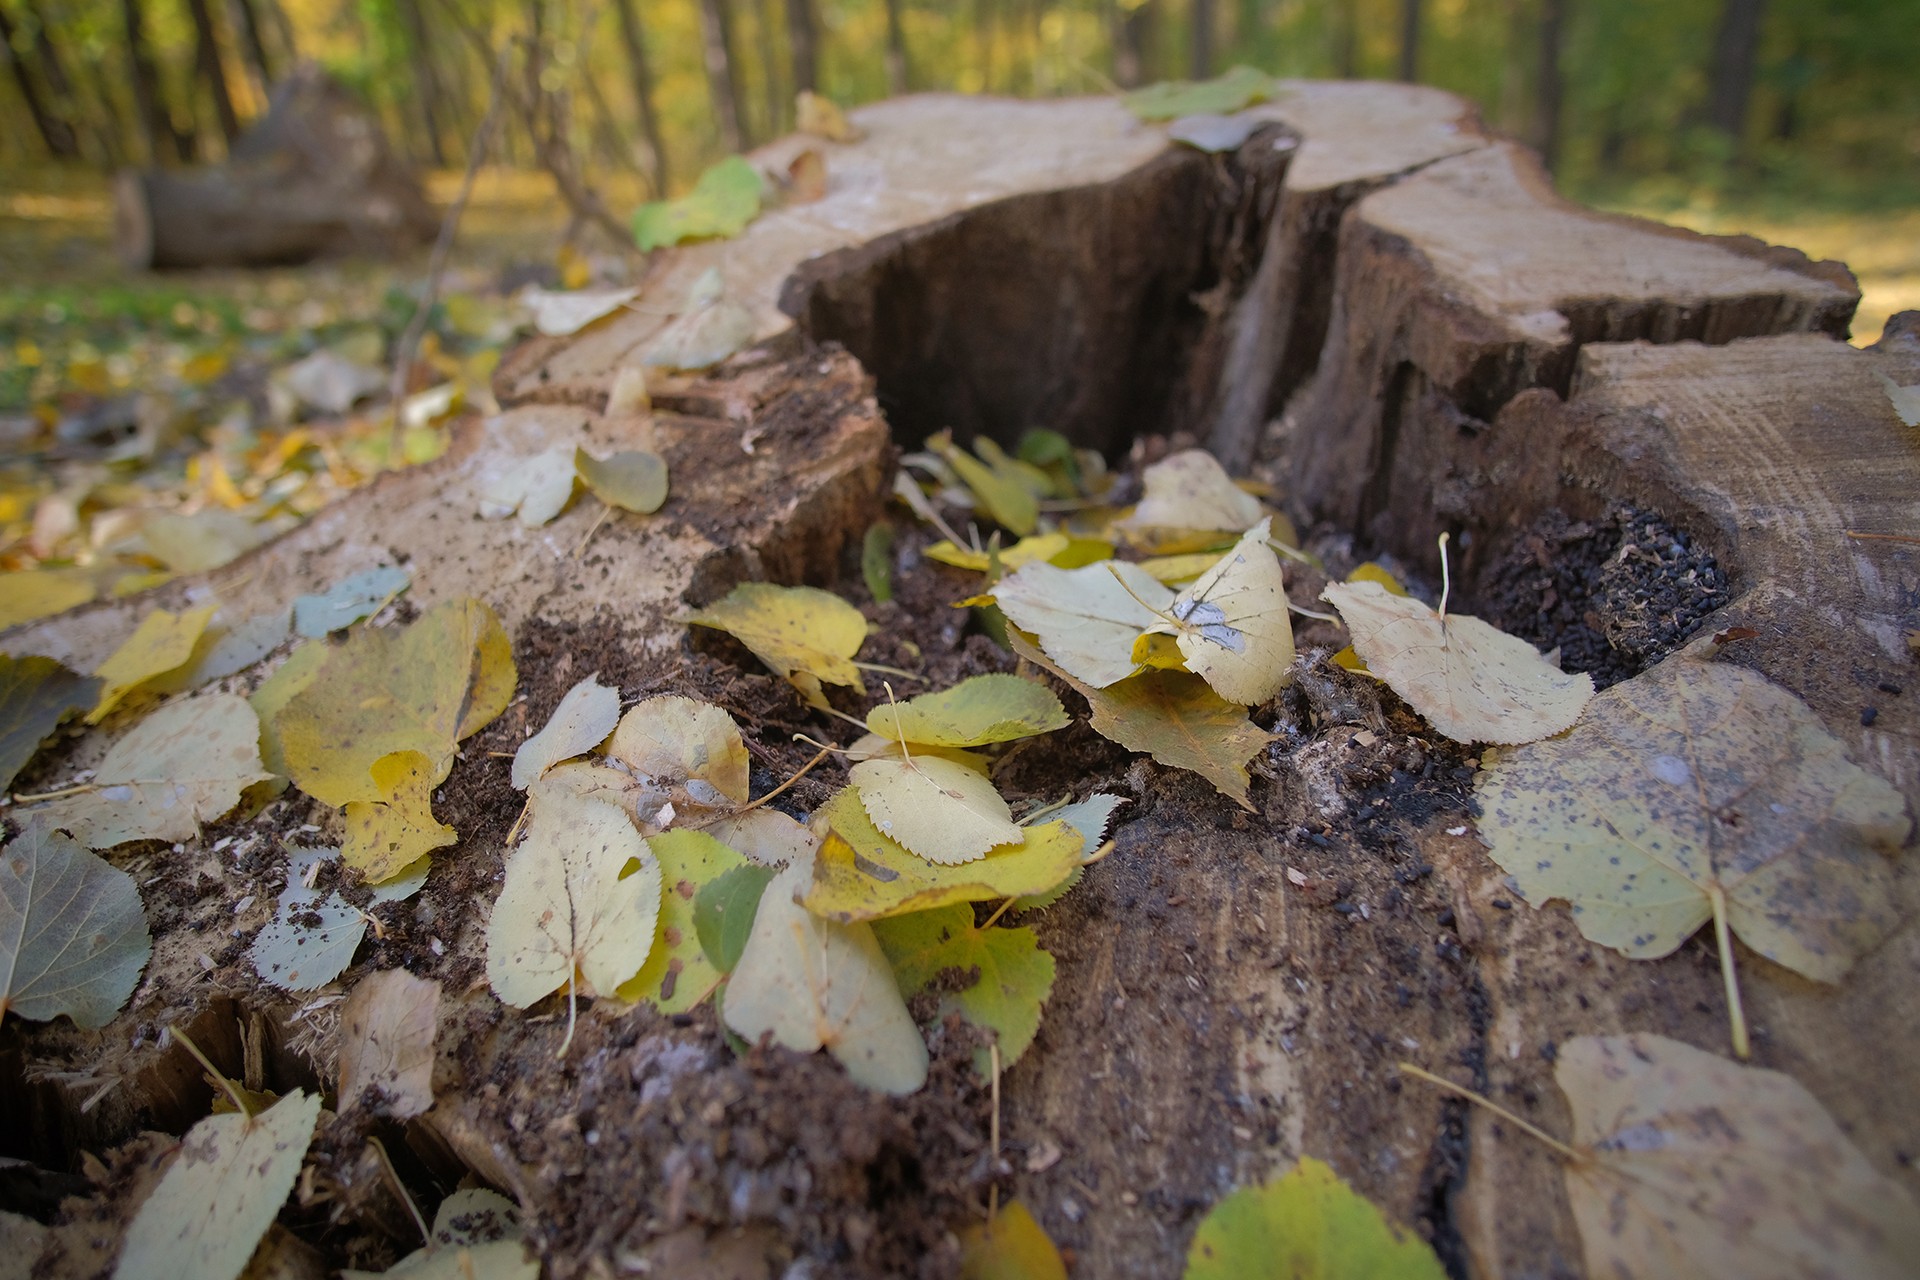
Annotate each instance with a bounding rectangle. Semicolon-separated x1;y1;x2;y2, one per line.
343;750;458;883
959;1200;1068;1280
796;90;865;142
618;827;750;1012
685;583;867;709
1322;579;1592;744
485;783;662;1012
1120;449;1263;534
804;788;1082;922
931;431;1038;536
89;604;216;723
0;567;95;630
850;756;1023;864
277;598;515;806
865;673;1068;747
924;533;1113;573
1135;518;1295;705
1136;551;1227;587
723;862;928;1094
1349;561;1411;595
845;732;993;776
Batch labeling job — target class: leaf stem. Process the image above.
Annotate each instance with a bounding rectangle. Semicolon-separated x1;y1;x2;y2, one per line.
980;897;1018;931
1104;562;1180;626
1436;532;1453;620
10;781;98;802
171;1026;252;1120
1396;1062;1582;1163
1710;885;1751;1059
850;660;921;680
734;746;831;815
368;1135;431;1246
1287;602;1338;622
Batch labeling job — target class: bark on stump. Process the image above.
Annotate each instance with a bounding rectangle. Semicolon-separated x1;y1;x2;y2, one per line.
8;84;1919;1280
113;63;440;270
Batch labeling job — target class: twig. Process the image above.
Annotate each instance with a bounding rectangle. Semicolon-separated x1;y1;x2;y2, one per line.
368;1136;431;1246
388;42;512;464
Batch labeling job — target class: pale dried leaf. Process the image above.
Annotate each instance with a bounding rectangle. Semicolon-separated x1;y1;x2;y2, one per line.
1139;518;1295;705
249;846;366;991
1120;449;1264;532
0;827;151;1027
992;560;1173;688
337;968;440;1120
850;757;1023;864
607;694;751;808
512;676;621;790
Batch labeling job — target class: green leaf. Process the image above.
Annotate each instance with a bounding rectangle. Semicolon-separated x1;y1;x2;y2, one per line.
695;863;777;974
863;522;895;604
1124;66;1278;123
1184;1156;1447;1280
619;828;752;1012
576;448;669;514
292;565;411;638
959;1199;1068;1280
0;827;151;1027
874;902;1055;1073
931;431;1038;536
0;654;99;792
865;673;1069;747
632;156;763;251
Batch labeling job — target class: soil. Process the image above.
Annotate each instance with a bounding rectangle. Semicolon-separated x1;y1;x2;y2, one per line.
1;430;1752;1280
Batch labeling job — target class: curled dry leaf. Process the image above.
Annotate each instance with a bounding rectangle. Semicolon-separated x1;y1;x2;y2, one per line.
511;675;621;790
1555;1033;1920;1280
112;1090;322;1280
277;597;515;807
1183;1156;1446;1280
1136;518;1295;706
1322;579;1593;744
337;967;440;1120
722;863;928;1094
521;286;640;337
796;90;864;142
0;653;100;792
20;693;268;848
0;827;151;1027
89;603;216;722
992;560;1173;688
865;673;1069;747
805;789;1083;922
1478;657;1909;1055
849;757;1023;864
874;902;1055;1073
684;583;867;710
485;784;662;1010
1120;449;1263;534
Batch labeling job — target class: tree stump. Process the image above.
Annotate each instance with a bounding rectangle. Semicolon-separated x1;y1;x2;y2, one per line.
8;84;1918;1280
113;64;440;271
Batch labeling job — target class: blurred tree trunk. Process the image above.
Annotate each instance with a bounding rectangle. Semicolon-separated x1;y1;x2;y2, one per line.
263;0;296;63
0;1;80;157
786;0;817;93
1396;0;1419;81
121;0;195;162
1533;0;1566;171
1705;0;1764;146
883;0;908;93
698;0;747;151
398;0;449;166
754;0;784;139
1112;0;1154;88
229;0;276;91
973;0;994;91
185;0;243;145
1189;0;1212;78
613;0;669;191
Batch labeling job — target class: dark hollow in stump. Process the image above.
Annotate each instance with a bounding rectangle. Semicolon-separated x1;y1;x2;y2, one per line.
112;64;440;271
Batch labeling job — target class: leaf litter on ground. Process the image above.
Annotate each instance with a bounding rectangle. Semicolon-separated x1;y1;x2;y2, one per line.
958;1199;1068;1280
0;653;99;792
343;1187;537;1279
0;826;151;1027
1133;517;1295;705
1476;650;1909;1056
1182;1155;1446;1280
865;673;1069;746
336;966;440;1120
250;845;372;991
618;828;753;1013
510;674;621;790
874;900;1055;1074
292;564;411;637
684;582;868;710
849;755;1024;864
991;559;1174;688
87;603;217;722
1119;448;1264;535
343;748;459;882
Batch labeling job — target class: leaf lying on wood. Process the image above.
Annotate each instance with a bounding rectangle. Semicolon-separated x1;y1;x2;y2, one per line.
992;560;1173;688
0;654;99;792
1322;578;1593;744
480;446;577;527
576;447;669;514
1477;655;1909;1056
511;675;621;790
642;267;757;371
1120;449;1263;534
0;568;95;631
277;597;514;807
485;783;661;1016
1014;793;1127;911
618;828;751;1013
20;693;268;848
0;826;151;1027
113;1090;321;1280
1135;518;1295;706
865;673;1069;747
251;640;330;782
293;565;411;638
632;156;762;251
723;863;928;1094
336;967;440;1120
796;90;864;142
89;603;217;722
1124;65;1278;122
1183;1156;1446;1280
250;845;369;991
685;583;867;710
521;286;640;337
875;902;1055;1073
804;789;1083;922
850;757;1024;865
342;749;458;883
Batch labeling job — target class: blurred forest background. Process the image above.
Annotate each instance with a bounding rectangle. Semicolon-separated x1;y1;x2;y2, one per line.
0;0;1915;606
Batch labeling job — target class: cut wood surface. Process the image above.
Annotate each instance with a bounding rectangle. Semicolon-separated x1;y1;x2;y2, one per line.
7;84;1919;1280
